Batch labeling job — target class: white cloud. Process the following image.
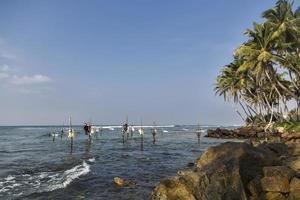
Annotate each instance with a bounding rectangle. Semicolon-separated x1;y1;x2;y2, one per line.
0;40;53;89
0;64;52;87
0;64;10;72
11;74;52;85
0;72;9;79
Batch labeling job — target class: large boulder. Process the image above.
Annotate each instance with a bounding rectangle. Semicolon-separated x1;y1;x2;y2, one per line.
151;141;300;200
152;142;281;200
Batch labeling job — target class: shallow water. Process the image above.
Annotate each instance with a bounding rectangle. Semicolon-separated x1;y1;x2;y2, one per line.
0;125;238;200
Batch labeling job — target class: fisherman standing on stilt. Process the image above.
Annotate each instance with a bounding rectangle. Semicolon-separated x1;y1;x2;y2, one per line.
83;123;92;140
52;131;56;142
88;123;92;140
130;125;134;138
196;123;202;144
68;116;75;154
60;127;64;140
152;122;157;144
139;122;144;151
122;122;128;144
84;123;89;135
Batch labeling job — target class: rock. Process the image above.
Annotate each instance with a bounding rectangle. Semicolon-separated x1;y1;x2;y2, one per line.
287;144;300;156
152;178;197;200
248;176;262;198
151;141;300;200
260;166;294;193
263;166;295;180
113;177;136;187
261;176;289;193
152;142;280;200
259;143;289;158
286;157;300;172
282;132;300;140
288;192;300;200
206;126;279;139
289;178;300;200
114;177;125;186
290;177;300;192
197;142;276;169
187;162;194;167
258;192;286;200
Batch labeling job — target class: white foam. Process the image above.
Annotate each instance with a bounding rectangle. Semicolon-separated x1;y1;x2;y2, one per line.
88;158;95;162
46;161;90;191
5;175;15;181
0;161;91;197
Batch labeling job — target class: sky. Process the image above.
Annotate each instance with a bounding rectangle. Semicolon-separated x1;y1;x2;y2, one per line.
0;0;298;126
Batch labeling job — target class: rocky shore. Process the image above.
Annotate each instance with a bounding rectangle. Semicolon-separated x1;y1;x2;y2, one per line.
206;126;281;139
151;132;300;200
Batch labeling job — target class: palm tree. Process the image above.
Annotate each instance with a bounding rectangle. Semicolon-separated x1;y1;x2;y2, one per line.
215;0;300;129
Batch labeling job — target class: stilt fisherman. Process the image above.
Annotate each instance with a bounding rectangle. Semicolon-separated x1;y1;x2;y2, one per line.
122;122;128;143
152;122;157;144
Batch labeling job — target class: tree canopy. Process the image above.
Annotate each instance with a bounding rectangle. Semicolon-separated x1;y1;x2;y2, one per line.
215;0;300;129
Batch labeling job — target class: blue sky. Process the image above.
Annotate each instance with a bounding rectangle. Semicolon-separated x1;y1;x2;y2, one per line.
0;0;296;125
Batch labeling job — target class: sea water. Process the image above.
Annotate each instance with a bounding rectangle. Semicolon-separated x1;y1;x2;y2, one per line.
0;125;238;200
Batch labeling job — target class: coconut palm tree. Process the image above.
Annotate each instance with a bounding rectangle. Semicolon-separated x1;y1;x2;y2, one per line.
215;0;300;129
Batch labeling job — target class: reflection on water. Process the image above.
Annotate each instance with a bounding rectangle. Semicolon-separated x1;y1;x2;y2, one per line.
0;125;238;199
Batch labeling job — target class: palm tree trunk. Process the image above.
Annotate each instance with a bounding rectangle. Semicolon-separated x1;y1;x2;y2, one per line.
239;102;252;121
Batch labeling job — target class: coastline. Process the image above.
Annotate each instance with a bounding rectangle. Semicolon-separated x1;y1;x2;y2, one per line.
151;128;300;200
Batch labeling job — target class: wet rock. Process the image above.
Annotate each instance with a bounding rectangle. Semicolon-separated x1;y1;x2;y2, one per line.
113;177;136;187
114;177;125;186
187;162;194;167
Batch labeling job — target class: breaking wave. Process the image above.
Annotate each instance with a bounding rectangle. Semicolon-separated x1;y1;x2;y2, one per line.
0;160;91;198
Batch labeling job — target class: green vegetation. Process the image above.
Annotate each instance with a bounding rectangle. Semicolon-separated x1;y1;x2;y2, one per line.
215;0;300;130
276;121;300;132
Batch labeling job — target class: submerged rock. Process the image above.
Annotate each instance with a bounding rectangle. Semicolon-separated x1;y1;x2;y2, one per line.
113;177;136;187
114;177;125;187
151;142;300;200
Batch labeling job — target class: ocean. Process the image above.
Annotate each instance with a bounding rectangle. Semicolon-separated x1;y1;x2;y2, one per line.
0;125;237;200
